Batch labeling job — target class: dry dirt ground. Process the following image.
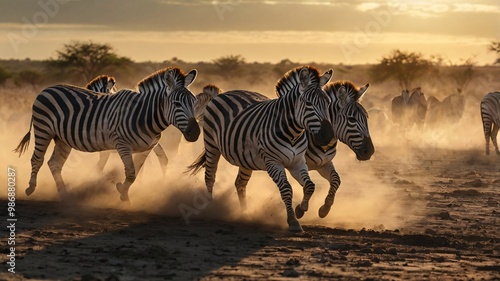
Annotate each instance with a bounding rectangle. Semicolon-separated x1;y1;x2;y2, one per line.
1;140;499;280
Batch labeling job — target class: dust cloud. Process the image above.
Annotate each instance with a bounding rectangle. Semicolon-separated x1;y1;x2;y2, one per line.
0;82;492;233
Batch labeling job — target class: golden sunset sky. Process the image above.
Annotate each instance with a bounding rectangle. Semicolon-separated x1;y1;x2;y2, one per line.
0;0;498;65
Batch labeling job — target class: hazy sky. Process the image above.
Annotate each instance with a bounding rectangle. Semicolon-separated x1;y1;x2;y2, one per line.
0;0;498;64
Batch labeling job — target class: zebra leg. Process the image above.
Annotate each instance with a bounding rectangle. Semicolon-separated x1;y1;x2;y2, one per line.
96;151;111;171
153;143;169;176
26;132;52;196
483;119;492;155
491;123;500;155
133;150;151;176
317;162;340;218
288;164;315;219
116;145;136;202
234;168;253;211
265;160;303;232
47;139;72;201
204;148;221;200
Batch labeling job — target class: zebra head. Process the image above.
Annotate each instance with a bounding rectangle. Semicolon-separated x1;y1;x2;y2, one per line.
194;84;222;120
86;75;117;94
286;66;334;146
162;68;200;142
325;81;374;161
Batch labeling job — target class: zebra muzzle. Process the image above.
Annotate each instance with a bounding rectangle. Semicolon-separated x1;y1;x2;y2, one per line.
355;136;375;161
313;119;335;147
183;117;200;142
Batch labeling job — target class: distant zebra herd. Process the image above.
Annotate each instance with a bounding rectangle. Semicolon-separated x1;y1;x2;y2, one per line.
12;65;497;231
391;87;466;131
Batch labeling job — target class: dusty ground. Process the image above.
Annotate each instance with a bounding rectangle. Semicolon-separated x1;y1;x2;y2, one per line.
1;140;499;280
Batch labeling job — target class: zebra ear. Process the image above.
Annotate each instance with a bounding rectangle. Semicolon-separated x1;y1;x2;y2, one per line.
338;86;348;107
402;89;410;104
165;70;176;92
299;67;310;93
320;69;334;87
357;83;369;100
184;69;197;87
106;77;116;93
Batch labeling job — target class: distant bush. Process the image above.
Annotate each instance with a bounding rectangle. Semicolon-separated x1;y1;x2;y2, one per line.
213;55;245;78
49;41;132;83
0;65;12;87
370;49;435;90
489;41;500;65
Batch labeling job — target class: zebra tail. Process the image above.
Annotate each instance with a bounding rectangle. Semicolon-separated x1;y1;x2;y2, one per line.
185;150;207;175
13;117;32;157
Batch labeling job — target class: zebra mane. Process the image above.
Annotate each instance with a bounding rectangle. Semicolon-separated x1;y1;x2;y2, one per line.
275;66;321;97
136;67;186;94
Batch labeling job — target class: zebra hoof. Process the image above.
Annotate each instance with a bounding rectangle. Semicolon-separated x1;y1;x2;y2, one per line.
318;204;331;218
120;193;130;202
288;220;304;233
25;186;35;196
116;183;129;202
58;190;71;202
295;204;305;219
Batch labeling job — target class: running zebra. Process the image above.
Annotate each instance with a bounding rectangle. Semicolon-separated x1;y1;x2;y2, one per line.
85;75;171;175
300;80;374;218
187;66;334;232
14;67;200;201
207;80;374;220
481;91;500;155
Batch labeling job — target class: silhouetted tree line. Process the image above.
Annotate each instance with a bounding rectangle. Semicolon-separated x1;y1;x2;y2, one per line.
0;40;498;92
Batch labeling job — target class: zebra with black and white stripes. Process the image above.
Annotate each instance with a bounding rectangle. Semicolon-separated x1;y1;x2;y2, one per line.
300;80;374;218
481;91;500;155
14;67;200;201
212;80;374;221
85;75;170;175
187;66;334;232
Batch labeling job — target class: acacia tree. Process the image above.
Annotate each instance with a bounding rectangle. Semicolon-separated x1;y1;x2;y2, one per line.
449;58;477;93
50;41;132;82
370;49;434;90
489;41;500;64
213;55;245;78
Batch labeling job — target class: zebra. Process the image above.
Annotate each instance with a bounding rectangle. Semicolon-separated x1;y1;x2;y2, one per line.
407;87;427;130
297;80;374;218
84;75;170;175
85;77;220;175
84;75;166;174
481;91;500;155
391;88;426;131
14;67;200;202
200;80;374;220
187;66;334;232
391;89;410;128
426;92;465;128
